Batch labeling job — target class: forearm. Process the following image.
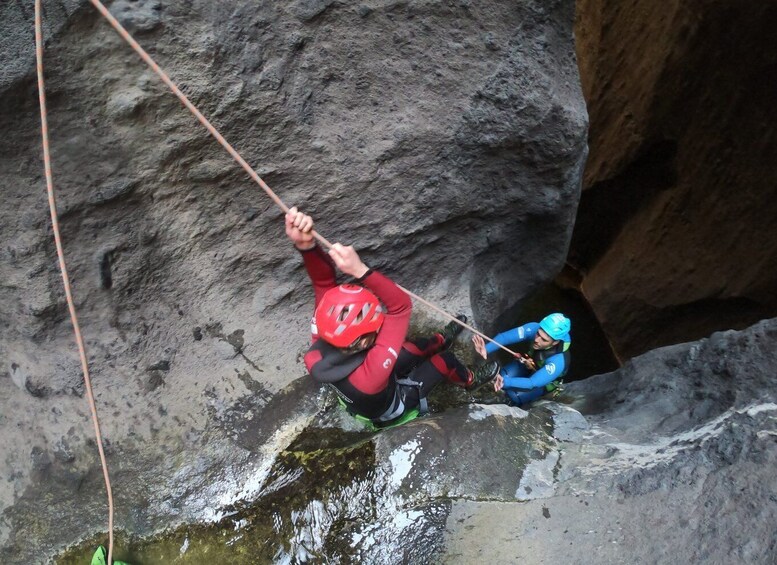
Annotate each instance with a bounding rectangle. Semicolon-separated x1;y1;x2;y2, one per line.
358;269;412;317
300;244;337;305
485;327;524;355
350;270;412;395
502;368;555;390
356;315;411;394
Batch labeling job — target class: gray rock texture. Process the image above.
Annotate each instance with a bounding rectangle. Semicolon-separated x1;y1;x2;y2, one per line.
7;0;775;563
0;0;86;92
0;0;586;562
444;318;777;564
45;317;777;563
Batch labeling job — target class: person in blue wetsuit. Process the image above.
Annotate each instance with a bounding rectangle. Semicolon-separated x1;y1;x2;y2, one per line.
472;313;571;407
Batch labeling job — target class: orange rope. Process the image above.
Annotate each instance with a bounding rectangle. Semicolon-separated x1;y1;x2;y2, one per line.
34;1;115;563
85;0;520;358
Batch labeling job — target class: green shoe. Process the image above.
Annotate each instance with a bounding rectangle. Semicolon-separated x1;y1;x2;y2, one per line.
92;546;131;565
467;361;500;391
439;314;467;349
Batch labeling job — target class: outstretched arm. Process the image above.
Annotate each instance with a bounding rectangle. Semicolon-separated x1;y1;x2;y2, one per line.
483;323;540;355
348;268;412;394
328;246;412;395
286;207;336;307
501;352;566;390
472;334;488;359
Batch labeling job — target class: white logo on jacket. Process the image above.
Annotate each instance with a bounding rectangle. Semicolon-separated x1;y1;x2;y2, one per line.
383;347;398;368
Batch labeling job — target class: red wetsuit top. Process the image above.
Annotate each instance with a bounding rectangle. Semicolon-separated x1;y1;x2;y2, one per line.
300;245;412;420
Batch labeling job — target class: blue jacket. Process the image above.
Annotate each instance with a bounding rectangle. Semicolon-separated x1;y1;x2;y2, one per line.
485;323;570;390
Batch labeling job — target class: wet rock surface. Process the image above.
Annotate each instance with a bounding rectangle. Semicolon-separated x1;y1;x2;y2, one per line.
52;398;552;564
444;318;777;564
47;318;777;563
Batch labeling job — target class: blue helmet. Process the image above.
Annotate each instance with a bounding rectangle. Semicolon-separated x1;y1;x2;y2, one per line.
539;313;571;341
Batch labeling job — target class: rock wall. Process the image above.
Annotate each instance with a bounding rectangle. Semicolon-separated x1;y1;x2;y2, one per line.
0;1;586;561
444;318;777;564
0;0;85;92
572;0;777;359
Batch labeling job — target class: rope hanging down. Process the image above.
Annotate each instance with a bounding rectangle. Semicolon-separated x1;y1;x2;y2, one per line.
85;0;520;357
34;1;115;563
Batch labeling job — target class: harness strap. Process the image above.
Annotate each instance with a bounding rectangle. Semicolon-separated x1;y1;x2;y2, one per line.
544;379;565;398
396;377;429;415
375;392;405;422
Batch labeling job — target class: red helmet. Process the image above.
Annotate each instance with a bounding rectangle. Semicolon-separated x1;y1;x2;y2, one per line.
314;284;385;348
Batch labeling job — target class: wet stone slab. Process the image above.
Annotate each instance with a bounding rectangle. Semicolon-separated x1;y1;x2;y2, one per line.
54;402;553;564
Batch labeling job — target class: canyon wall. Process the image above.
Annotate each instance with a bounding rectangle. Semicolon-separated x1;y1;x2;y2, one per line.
573;0;777;359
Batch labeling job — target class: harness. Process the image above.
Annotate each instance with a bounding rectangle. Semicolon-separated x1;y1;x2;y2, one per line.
531;340;571;397
309;340;421;425
337;396;421;431
395;376;429;415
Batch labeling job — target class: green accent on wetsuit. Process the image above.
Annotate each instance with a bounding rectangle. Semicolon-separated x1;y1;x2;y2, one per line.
337;397;420;430
92;546;131;565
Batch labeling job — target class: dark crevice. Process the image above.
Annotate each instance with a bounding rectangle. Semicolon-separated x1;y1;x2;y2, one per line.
488;275;620;382
617;295;775;360
568;139;678;273
98;251;114;290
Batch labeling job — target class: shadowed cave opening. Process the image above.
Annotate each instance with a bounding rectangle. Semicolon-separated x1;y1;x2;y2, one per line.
490;268;620;383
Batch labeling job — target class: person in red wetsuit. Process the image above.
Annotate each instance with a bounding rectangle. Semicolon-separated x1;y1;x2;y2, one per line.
286;207;498;427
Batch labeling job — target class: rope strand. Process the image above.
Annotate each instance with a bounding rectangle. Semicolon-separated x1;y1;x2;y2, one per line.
34;1;115;562
85;0;520;358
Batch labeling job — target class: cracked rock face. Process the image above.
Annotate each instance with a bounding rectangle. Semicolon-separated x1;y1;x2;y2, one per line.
1;0;586;562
